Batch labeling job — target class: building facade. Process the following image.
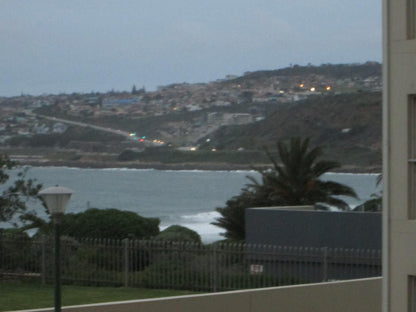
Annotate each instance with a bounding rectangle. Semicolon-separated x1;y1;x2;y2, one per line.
383;0;416;311
246;207;381;249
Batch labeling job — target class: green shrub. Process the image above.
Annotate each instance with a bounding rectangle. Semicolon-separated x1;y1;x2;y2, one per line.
156;225;201;243
60;208;160;239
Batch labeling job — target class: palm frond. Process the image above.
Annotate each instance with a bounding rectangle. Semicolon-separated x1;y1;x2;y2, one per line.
320;196;351;211
317;180;358;198
263;146;280;170
312;160;341;177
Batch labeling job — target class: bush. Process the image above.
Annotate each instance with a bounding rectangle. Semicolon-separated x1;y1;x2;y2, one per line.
0;229;40;272
156;225;201;243
60;208;160;239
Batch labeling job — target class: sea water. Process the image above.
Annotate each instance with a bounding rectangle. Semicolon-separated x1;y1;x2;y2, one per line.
7;167;382;243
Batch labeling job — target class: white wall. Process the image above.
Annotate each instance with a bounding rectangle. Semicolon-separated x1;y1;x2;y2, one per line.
17;278;381;312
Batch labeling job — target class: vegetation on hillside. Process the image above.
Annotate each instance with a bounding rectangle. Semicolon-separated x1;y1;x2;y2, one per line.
199;92;381;168
7;127;124;148
117;146;270;165
226;62;381;87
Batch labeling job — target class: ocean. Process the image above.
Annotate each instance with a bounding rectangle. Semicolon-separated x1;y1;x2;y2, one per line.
10;167;382;243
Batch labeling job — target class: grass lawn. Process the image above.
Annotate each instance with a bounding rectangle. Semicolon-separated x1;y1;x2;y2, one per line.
0;280;197;311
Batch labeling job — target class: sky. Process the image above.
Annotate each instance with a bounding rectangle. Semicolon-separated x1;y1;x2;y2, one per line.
0;0;382;97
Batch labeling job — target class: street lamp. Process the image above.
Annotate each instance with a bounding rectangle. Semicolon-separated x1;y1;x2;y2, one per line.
39;186;74;312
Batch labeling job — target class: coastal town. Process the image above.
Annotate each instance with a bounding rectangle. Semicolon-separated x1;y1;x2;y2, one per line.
0;62;381;153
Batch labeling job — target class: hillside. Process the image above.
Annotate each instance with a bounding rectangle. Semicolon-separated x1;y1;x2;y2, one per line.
198;91;382;168
0;62;382;171
235;62;381;82
220;62;381;92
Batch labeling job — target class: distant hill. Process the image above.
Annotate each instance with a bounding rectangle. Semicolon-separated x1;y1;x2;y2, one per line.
1;62;382;171
239;62;381;80
198;91;382;169
220;62;381;88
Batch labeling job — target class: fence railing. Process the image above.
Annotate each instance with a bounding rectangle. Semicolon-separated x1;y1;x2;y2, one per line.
0;235;381;292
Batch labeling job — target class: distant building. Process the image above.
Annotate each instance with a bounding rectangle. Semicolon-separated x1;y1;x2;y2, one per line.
17;129;30;136
102;97;140;107
85;96;101;105
31;100;52;108
225;113;253;125
184;104;202;111
207;112;253;125
207;112;221;124
212;100;231;107
52;122;68;134
34;124;50;134
292;94;308;102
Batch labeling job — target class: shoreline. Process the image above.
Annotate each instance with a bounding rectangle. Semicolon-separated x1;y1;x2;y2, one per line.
17;159;382;174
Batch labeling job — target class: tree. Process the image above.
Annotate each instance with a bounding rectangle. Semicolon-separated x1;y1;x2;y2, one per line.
59;208;160;239
353;196;381;212
213;137;358;241
21;208;160;239
258;137;357;209
0;154;42;223
155;225;201;243
213;185;272;241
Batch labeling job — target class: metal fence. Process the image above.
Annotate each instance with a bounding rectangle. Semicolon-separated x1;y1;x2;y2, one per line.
0;234;381;292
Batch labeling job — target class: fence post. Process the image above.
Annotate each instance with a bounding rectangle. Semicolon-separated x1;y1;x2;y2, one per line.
0;230;3;276
123;238;129;287
211;244;218;292
321;247;328;282
41;235;47;285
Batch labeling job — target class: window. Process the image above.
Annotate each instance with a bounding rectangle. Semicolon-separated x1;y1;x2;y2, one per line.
410;276;416;311
408;95;416;218
409;0;416;39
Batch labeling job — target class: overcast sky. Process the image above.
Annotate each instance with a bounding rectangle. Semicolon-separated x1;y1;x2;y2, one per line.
0;0;381;97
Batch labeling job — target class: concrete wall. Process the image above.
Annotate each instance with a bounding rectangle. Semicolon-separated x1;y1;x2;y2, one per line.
383;0;416;310
246;208;381;249
16;278;381;312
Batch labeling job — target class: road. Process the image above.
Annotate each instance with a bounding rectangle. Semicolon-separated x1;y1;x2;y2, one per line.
28;112;166;147
31;113;133;139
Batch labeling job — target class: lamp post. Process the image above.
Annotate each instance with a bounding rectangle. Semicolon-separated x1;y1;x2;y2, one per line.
39;186;74;312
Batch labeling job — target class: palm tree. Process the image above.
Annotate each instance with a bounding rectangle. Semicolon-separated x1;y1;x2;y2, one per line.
213;137;358;241
257;137;358;210
213;186;272;241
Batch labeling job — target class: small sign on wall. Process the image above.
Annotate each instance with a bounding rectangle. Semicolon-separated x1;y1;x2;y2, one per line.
250;264;264;275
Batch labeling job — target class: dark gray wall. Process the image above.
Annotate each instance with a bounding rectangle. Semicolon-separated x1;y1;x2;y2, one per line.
245;208;381;249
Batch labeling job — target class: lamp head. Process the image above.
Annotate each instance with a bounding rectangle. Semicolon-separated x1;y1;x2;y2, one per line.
39;186;74;216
